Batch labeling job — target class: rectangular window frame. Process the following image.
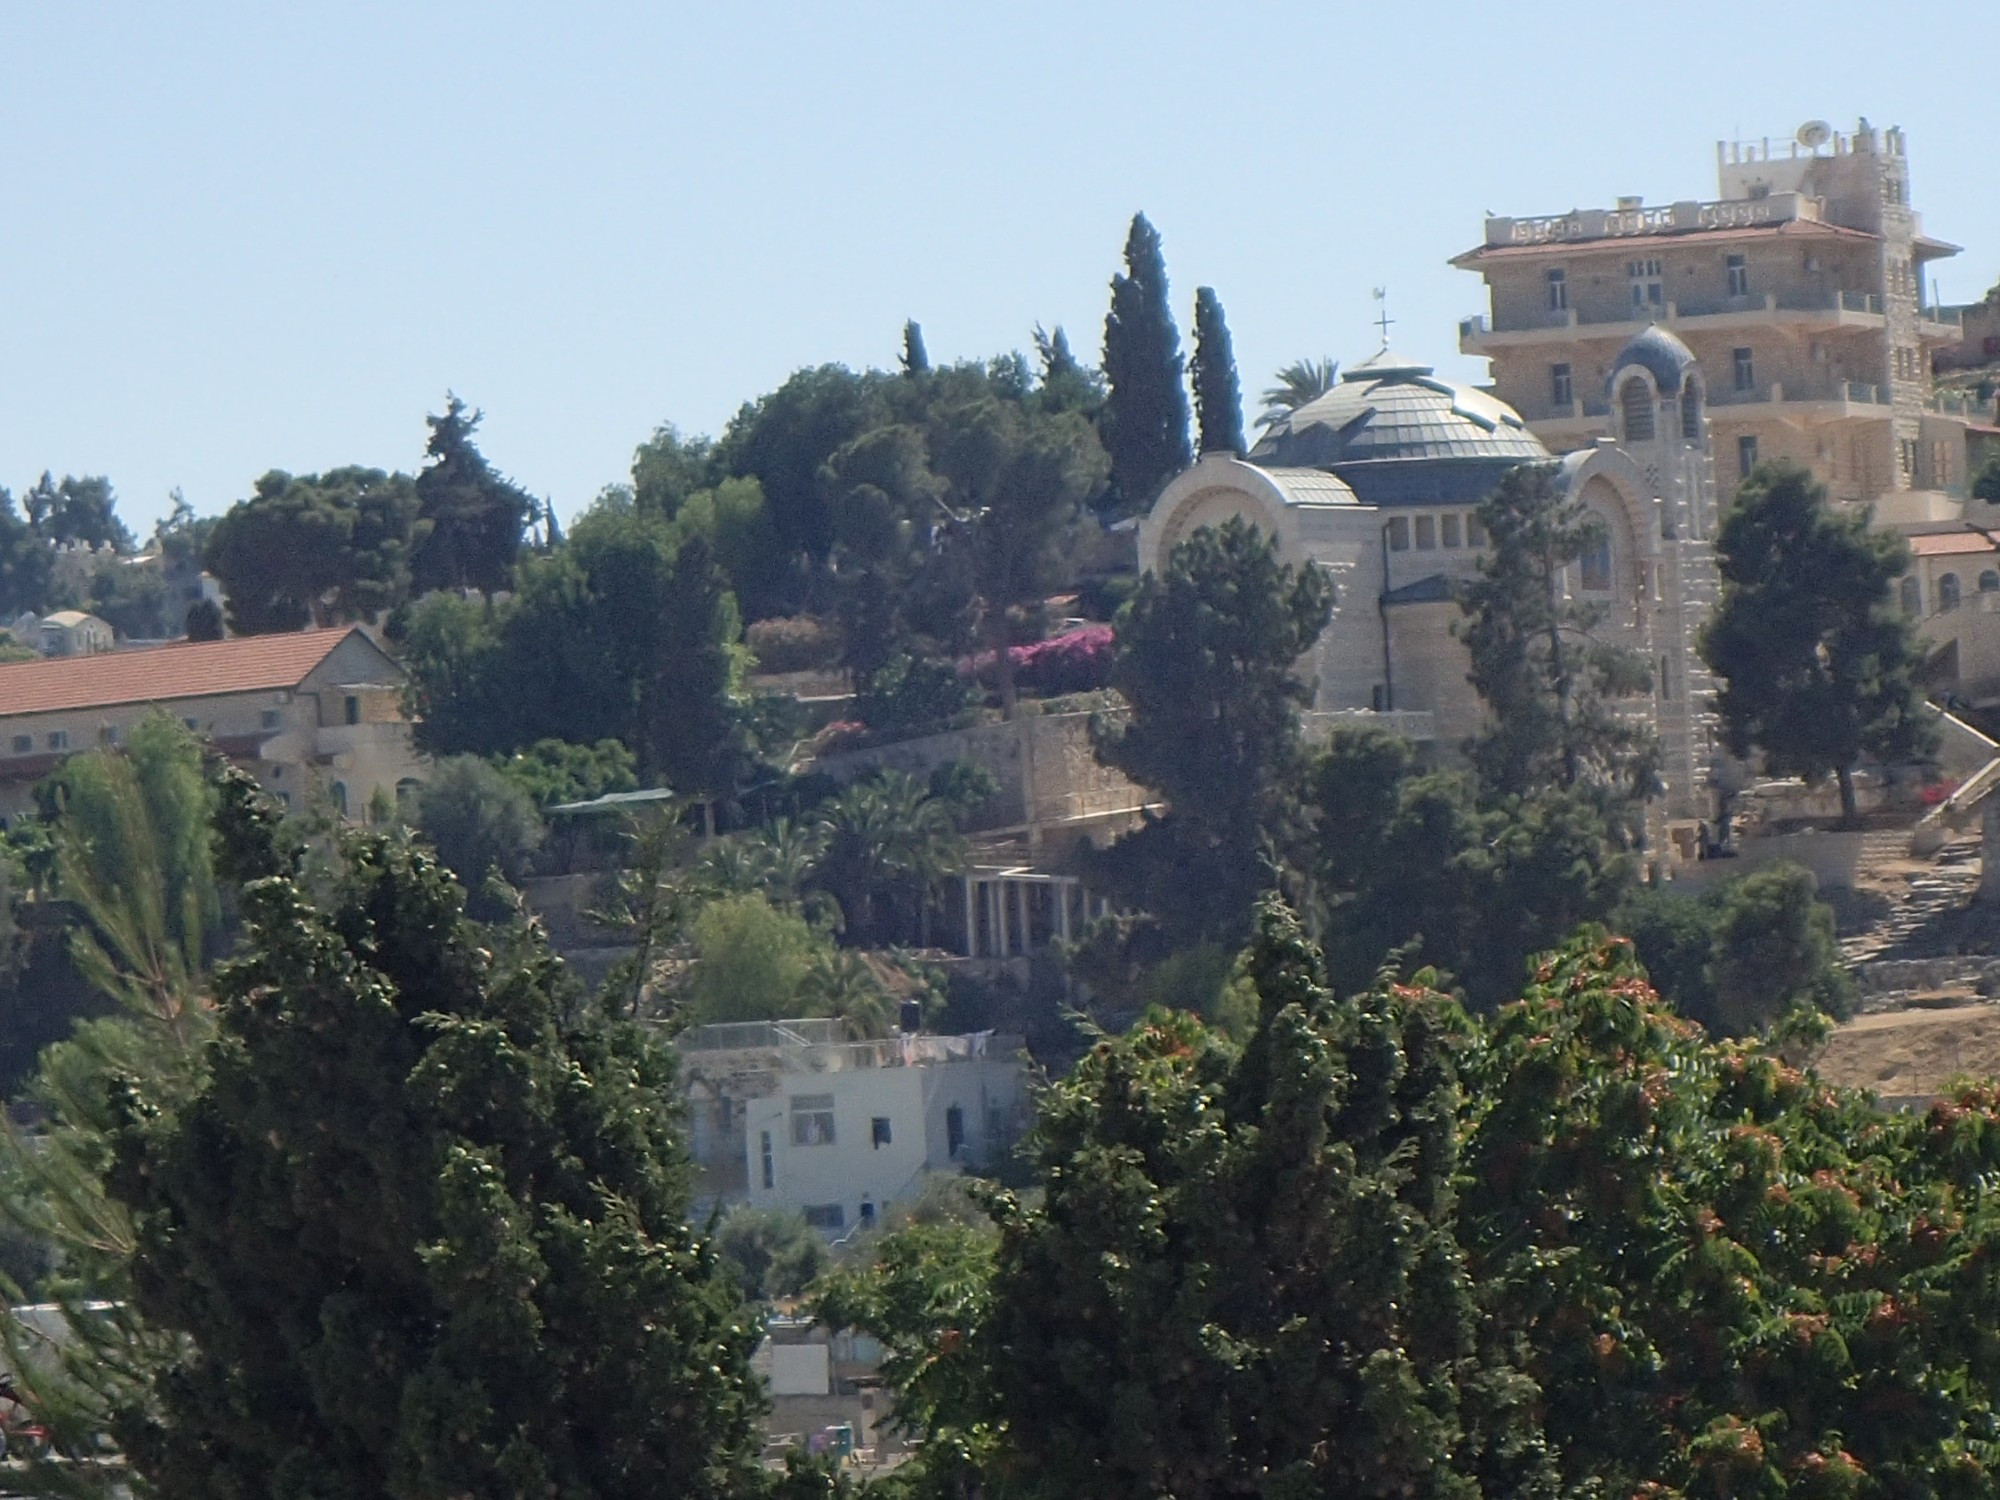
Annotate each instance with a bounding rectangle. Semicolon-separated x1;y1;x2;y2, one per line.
1386;516;1410;551
759;1130;775;1190
802;1203;845;1231
1737;434;1759;479
1440;514;1463;549
1732;347;1755;391
789;1093;837;1148
1545;267;1568;312
46;730;68;751
1726;253;1749;297
1414;515;1438;550
871;1116;893;1149
1551;362;1573;408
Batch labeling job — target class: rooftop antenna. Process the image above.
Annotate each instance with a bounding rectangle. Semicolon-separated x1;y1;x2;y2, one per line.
1372;287;1394;349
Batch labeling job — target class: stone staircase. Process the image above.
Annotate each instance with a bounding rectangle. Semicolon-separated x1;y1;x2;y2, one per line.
1840;827;1984;971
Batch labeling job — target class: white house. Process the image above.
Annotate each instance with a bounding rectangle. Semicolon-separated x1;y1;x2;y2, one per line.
677;1020;1030;1236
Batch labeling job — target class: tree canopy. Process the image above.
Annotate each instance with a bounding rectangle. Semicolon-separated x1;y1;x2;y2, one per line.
205;466;424;634
105;772;769;1499
1703;460;1936;820
1090;516;1331;950
1099;213;1192;516
410;396;539;596
1190;285;1246;457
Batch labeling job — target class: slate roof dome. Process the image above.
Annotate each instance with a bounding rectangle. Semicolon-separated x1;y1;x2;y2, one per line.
1607;324;1698;397
1248;348;1550;507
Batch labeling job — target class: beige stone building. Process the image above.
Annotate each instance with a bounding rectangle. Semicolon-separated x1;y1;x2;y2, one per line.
1139;339;1721;822
1454;120;1972;506
0;627;425;823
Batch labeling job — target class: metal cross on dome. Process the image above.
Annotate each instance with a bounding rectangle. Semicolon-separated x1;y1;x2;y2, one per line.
1372;287;1394;348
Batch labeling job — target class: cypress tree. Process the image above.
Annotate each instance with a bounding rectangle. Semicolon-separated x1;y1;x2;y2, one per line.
1100;213;1192;514
411;396;536;596
900;320;930;377
1190;285;1246;456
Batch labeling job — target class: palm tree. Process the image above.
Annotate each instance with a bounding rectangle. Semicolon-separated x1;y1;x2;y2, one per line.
799;949;895;1040
814;773;964;946
1257;357;1339;430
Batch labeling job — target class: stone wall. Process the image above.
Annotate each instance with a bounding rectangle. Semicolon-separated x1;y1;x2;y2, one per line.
814;710;1149;834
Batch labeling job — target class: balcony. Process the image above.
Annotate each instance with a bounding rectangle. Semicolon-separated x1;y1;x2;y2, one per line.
1479;191;1820;250
1460;288;1886;354
1919;306;1965;340
1707;380;1893;419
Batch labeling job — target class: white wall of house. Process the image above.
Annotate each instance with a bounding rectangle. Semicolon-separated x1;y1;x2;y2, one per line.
740;1049;1026;1235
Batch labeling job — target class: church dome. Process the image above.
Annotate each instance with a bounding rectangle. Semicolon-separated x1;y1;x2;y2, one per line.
1248;348;1549;506
1607;325;1698;396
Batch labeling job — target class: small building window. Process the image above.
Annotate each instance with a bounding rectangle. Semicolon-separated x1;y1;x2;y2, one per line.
1980;570;2000;594
946;1105;967;1159
1680;382;1703;441
1579;531;1613;592
1551;362;1573;407
9;735;29;755
1737;435;1759;479
182;717;200;732
1902;575;1923;617
759;1130;774;1190
871;1116;892;1149
1620;377;1655;442
260;709;281;730
1387;516;1410;551
1627;257;1663;309
790;1094;836;1147
46;730;68;751
331;782;349;817
1899;439;1917;476
98;724;118;746
1440;514;1463;548
1546;267;1568;312
1732;347;1755;391
344;695;360;726
1939;573;1962;612
1414;515;1437;550
1466;514;1488;548
1726;253;1749;297
1658;655;1672;701
802;1204;845;1231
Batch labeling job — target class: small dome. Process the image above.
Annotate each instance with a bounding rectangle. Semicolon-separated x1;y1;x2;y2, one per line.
1608;325;1698;397
1250;350;1548;471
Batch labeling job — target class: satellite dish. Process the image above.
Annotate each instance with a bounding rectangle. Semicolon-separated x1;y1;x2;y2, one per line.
1796;120;1833;150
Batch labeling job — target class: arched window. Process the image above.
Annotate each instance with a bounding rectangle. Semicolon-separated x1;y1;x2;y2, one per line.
1980;570;1999;594
1619;377;1655;442
1939;573;1962;612
1901;575;1923;617
1579;529;1613;592
1680;380;1703;441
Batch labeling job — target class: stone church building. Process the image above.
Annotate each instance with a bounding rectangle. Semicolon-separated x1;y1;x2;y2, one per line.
1138;333;1722;820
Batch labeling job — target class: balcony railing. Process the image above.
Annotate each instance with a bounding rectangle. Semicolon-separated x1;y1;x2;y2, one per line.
1482;191;1818;248
1465;289;1885;341
1919;306;1965;334
1707;380;1891;409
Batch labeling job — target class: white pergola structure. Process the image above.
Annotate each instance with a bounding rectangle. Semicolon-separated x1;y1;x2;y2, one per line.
958;865;1110;959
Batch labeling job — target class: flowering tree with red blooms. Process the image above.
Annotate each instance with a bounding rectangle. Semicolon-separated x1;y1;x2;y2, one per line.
827;899;2000;1500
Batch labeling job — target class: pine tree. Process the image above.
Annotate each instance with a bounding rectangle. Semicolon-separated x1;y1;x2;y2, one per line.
1099;213;1192;515
1091;516;1331;946
1701;459;1935;822
1190;286;1245;456
1459;462;1659;819
0;719;220;1496
900;320;930;377
105;769;768;1500
411;395;536;595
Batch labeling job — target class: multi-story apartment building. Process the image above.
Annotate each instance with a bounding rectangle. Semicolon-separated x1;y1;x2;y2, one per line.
0;626;425;823
1454;120;1972;505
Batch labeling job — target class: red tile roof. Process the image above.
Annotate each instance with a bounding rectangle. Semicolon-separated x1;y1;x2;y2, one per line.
1908;532;1999;558
0;629;364;718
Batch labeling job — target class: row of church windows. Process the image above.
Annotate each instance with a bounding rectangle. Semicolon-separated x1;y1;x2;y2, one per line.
1902;570;2000;617
1385;512;1488;553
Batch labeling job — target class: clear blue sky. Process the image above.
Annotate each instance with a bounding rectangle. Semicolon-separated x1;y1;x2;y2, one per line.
4;1;1997;534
